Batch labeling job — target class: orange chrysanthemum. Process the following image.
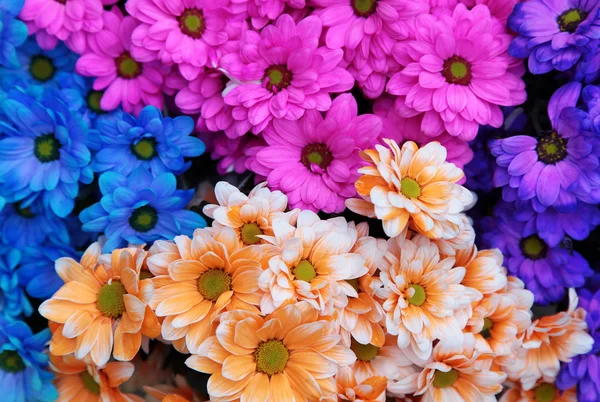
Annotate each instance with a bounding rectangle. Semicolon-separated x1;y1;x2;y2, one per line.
185;304;355;401
329;367;387;402
346;139;473;239
499;381;576;402
388;333;506;402
147;227;264;354
39;245;161;366
51;354;142;402
455;246;507;298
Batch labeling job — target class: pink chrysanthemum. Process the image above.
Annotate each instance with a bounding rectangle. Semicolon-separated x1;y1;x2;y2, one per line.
199;131;264;175
248;93;381;213
221;14;354;136
75;9;169;115
312;0;429;99
386;4;526;141
248;0;306;29
125;0;244;81
19;0;104;53
430;0;519;22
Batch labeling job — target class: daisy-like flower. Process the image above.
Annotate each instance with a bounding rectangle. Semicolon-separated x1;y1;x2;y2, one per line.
185;304;356;401
386;4;526;141
202;181;292;246
50;354;142;402
455;246;507;297
248;0;306;29
18;0;103;53
500;381;576;402
331;367;387;402
346;139;473;239
388;333;506;401
0;0;27;69
220;14;354;136
377;237;472;360
431;0;519;22
147;227;265;354
75;8;169;114
39;244;161;366
508;0;600;74
126;0;243;81
250;93;381;213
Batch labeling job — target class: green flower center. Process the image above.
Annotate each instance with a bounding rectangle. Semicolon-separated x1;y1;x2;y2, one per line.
534;383;557;402
139;270;154;280
264;65;292;93
433;369;459;388
536;132;567;164
350;338;380;362
87;91;105;114
293;260;316;282
131;138;158;161
241;222;263;245
520;235;548;260
197;269;232;301
115;52;142;79
14;202;35;218
254;340;289;376
480;317;494;339
81;371;101;395
97;280;127;319
442;55;472;85
400;177;421;198
0;350;25;373
129;205;158;232
352;0;377;16
29;55;56;82
34;134;62;163
301;143;333;170
407;284;426;306
179;8;205;38
558;9;587;33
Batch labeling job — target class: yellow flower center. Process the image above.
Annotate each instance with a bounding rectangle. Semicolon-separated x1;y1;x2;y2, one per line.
97;280;127;319
400;177;421;198
407;284;426;306
520;235;548;260
29;55;56;82
34;134;62;163
293;260;316;282
139;270;154;280
352;0;376;16
131;138;158;160
255;340;289;376
536;132;567;164
481;317;494;339
263;65;292;93
350;338;380;362
241;222;263;245
534;383;557;402
301;143;333;169
433;369;459;388
81;371;101;395
87;91;104;114
178;8;205;38
0;350;25;373
197;269;232;301
442;55;472;85
558;9;587;33
115;52;142;79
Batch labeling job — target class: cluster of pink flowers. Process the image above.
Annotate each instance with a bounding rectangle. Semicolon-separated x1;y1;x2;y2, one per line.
20;0;526;213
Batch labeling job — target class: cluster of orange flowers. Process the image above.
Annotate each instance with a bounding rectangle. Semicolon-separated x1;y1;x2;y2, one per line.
39;140;593;402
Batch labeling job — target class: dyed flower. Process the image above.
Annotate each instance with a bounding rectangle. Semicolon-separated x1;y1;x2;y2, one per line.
221;15;354;136
0;0;27;69
346;139;473;239
575;40;600;83
500;381;576;402
250;94;381;213
425;214;476;258
387;4;526;140
185;304;356;401
80;167;205;252
508;0;600;74
0;317;57;402
482;201;593;304
0;245;32;318
388;333;506;401
491;82;600;211
39;245;161;366
0;87;92;218
200;132;263;175
249;0;306;29
333;367;387;402
19;0;104;53
456;246;507;297
75;8;168;114
431;0;519;23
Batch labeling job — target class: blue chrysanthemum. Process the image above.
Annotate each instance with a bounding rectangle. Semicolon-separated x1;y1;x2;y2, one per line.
0;317;57;402
575;40;600;83
509;0;600;74
0;0;28;69
0;87;93;218
0;244;31;319
482;201;593;305
80;167;206;252
88;106;205;176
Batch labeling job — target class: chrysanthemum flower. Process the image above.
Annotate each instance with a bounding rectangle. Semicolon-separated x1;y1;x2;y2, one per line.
425;215;475;258
455;246;507;297
39;244;161;366
431;0;518;22
332;367;387;402
377;237;472;360
147;227;265;354
508;0;600;74
50;354;142;402
575;40;600;83
201;132;263;175
126;0;243;81
248;0;306;29
500;381;576;402
0;1;27;69
388;333;506;401
250;94;381;213
220;14;354;136
75;8;168;114
346;139;473;239
387;4;526;140
185;305;356;401
19;0;103;53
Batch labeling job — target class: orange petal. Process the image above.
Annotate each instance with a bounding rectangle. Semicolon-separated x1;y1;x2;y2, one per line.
104;361;134;387
256;319;283;342
207;371;253;398
90;318;114;366
123;294;145;322
161;316;190;341
355;175;387;197
269;373;295;401
240;373;269;402
62;310;96;339
283;322;326;350
216;320;254;356
49;326;77;356
141;306;161;338
55;257;100;290
234;317;261;350
121;267;139;295
74;316;103;359
200;251;225;269
221;354;256;381
185;319;216;354
155;293;203;317
113;329;142;362
52;281;98;304
283;364;322;401
169;260;205;281
288;352;338;379
186;355;222;374
172;300;212;328
147;252;181;276
39;299;93;324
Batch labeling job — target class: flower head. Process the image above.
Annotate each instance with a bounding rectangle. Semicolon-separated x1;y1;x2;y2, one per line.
500;381;576;402
248;0;306;29
0;0;27;69
334;367;387;402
